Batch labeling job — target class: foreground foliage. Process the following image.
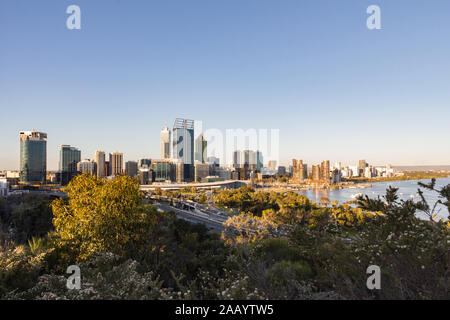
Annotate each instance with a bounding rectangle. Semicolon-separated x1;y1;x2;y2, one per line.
0;175;448;300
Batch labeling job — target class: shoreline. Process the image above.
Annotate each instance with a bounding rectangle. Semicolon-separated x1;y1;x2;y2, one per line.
254;175;450;193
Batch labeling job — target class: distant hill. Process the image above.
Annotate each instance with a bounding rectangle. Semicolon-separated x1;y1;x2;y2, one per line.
394;165;450;172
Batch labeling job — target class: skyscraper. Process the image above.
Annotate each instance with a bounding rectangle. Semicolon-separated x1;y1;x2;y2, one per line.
256;151;264;171
160;126;171;159
94;151;106;178
173;119;195;182
172;119;194;165
110;152;123;176
19;131;47;183
194;133;207;163
59;145;81;185
312;165;321;181
320;160;331;182
125;161;138;177
292;159;307;181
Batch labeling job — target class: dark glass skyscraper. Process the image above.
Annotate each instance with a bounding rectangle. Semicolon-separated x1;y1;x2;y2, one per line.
59;145;81;185
19;131;47;183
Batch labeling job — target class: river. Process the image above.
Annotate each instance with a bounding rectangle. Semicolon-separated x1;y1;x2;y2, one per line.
299;177;450;220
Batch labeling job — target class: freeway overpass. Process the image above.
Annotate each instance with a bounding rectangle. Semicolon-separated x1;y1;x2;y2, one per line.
140;180;250;191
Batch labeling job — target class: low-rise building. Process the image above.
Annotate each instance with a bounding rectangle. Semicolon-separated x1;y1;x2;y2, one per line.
77;159;97;175
194;162;210;182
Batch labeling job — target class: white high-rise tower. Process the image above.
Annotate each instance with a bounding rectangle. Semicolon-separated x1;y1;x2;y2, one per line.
160;126;171;159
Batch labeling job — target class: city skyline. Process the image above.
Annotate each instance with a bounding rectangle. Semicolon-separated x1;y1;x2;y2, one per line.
2;1;450;170
1;125;449;172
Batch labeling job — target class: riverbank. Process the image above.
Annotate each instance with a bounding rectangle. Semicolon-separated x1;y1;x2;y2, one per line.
254;181;372;193
345;171;450;183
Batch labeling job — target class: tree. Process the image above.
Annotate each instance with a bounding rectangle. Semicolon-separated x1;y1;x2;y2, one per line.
51;174;170;262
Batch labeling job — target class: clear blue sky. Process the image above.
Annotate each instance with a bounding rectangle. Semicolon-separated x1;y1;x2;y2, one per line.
1;0;450;170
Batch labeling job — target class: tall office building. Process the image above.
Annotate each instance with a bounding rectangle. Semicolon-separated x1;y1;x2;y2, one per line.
256;151;263;171
110;152;123;176
125;161;138;177
172;119;194;165
312;165;321;181
160;126;171;159
173;119;195;181
292;159;307;181
320;160;331;182
194;133;207;163
94;151;106;178
59;145;81;185
19;131;47;183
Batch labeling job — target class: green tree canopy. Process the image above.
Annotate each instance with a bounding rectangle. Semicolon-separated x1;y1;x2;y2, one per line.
51;174;170;262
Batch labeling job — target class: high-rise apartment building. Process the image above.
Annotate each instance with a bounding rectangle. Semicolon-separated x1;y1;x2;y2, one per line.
312;165;321;181
19;131;47;183
160;126;171;159
320;160;331;182
110;152;123;176
59;145;81;185
292;159;307;181
94;151;106;178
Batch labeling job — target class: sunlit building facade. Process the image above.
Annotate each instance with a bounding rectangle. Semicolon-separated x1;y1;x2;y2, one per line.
19;131;47;183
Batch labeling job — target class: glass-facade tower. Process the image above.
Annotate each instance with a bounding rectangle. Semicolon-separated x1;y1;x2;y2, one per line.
172;118;194;165
19;131;47;183
59;145;81;185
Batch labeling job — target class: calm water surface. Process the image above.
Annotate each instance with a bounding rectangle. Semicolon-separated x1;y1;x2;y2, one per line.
299;178;450;220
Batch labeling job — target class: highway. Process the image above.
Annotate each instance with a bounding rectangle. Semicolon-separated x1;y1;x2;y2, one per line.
152;202;225;233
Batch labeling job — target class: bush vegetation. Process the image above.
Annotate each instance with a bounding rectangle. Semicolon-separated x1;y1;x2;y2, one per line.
0;175;448;300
